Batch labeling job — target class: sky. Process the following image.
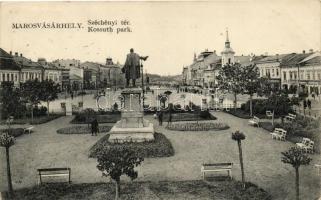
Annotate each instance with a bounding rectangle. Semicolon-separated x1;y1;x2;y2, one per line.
0;0;320;75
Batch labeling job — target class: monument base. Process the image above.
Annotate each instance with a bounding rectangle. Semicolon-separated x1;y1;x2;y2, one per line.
108;120;154;143
108;87;155;143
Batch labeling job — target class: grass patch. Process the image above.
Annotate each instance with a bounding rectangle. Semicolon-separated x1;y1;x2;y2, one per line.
0;114;63;125
3;180;271;200
0;128;25;137
57;126;112;134
89;132;174;158
166;122;229;131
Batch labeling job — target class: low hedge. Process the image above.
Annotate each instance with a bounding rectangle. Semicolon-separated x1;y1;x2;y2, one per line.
163;111;217;122
89;132;174;158
0;128;25;137
57;126;112;134
71;112;121;124
166;122;229;131
0;114;63;125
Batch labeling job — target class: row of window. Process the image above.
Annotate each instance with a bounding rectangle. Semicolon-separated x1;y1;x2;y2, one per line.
283;71;321;81
261;68;279;78
0;72;62;82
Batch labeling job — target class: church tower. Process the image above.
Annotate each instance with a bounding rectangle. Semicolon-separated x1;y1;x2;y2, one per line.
221;29;235;66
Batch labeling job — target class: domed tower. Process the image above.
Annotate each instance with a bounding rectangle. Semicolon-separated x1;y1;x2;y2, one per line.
221;29;235;66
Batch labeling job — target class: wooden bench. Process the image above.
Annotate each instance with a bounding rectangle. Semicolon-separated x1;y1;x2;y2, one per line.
24;126;34;134
270;128;287;141
285;113;296;121
248;116;260;127
201;163;233;180
37;168;71;185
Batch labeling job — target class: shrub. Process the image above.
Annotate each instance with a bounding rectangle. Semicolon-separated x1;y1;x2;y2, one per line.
0;128;25;137
166;122;229;131
57;126;112;134
89;132;174;158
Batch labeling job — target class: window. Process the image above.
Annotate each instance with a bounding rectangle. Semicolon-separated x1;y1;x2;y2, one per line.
7;74;9;81
15;74;17;81
306;73;310;80
283;72;287;80
318;73;321;80
228;58;231;64
289;72;292;80
276;69;279;76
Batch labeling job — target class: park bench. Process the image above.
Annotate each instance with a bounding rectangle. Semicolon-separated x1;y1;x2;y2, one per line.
266;110;274;119
201;163;233;180
285;113;296;121
270;128;287;141
301;141;314;153
24;126;34;134
37;168;71;185
248;116;260;127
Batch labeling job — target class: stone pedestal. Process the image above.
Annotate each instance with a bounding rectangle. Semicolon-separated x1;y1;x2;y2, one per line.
109;88;154;143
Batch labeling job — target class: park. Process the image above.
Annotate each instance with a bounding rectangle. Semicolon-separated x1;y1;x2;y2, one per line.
0;58;320;200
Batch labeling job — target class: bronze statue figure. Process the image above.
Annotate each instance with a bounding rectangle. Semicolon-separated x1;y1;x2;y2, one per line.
122;48;148;87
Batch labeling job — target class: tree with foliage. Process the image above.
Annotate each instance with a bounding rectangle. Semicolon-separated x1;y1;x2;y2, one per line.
96;147;144;200
281;147;312;200
241;64;262;117
266;93;294;125
39;80;60;116
216;63;244;110
0;82;26;119
232;130;246;188
0;133;15;197
21;80;42;123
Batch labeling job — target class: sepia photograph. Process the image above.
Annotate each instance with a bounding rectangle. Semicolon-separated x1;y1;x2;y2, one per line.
0;0;320;199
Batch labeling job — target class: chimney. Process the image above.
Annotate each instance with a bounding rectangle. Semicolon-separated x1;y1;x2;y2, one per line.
15;52;18;56
302;50;305;54
9;51;12;55
20;53;23;57
309;49;313;53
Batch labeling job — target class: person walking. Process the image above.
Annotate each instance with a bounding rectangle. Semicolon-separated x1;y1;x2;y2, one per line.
167;109;173;126
158;111;163;126
91;118;99;136
307;99;312;110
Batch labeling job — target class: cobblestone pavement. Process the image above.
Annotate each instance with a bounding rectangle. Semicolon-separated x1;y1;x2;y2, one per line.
0;112;320;200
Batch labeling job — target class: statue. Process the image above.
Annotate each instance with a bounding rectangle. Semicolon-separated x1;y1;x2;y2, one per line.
122;48;148;87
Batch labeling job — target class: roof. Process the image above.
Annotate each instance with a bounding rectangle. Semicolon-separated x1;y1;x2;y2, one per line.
254;54;289;63
0;48;12;58
0;48;20;70
13;55;43;69
70;74;83;80
80;61;101;72
299;52;321;65
280;53;313;67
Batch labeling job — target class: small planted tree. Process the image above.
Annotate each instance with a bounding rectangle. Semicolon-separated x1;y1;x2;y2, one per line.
96;147;144;200
281;147;312;200
21;80;42;123
39;80;60;116
241;64;261;117
216;63;244;110
0;133;15;197
232;130;246;188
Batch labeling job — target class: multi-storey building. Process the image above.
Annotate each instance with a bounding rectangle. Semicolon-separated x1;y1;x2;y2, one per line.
0;49;21;87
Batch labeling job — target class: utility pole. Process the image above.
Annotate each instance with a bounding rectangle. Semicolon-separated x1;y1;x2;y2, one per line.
141;63;144;107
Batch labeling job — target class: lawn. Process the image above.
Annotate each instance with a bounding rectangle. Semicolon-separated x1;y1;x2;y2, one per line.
2;180;271;200
89;132;175;158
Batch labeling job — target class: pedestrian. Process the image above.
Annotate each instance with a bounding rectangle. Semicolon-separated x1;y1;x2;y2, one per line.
91;118;99;136
167;109;173;126
307;99;312;110
158;111;163;126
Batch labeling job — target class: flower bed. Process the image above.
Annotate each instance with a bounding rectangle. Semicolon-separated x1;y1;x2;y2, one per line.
166;122;229;131
57;126;112;134
0;128;25;137
89;132;174;158
70;113;121;124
